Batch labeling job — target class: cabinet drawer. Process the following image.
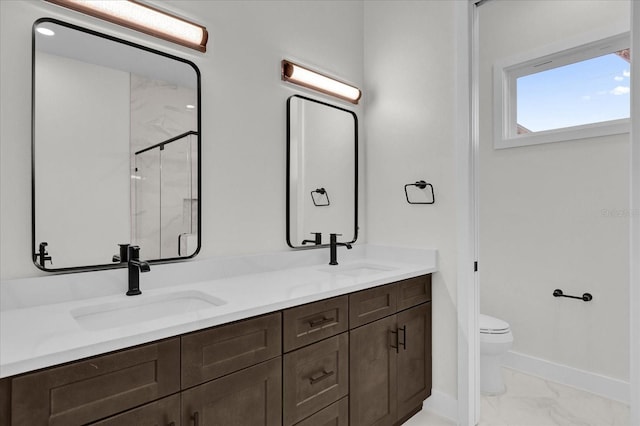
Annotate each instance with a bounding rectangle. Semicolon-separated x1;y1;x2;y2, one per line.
181;312;281;388
89;394;180;426
284;333;349;426
397;274;432;311
349;283;398;328
11;338;180;426
283;295;348;352
181;357;282;426
294;396;349;426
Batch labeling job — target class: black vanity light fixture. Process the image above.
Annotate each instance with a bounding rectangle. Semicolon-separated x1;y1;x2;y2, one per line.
282;59;361;104
44;0;208;52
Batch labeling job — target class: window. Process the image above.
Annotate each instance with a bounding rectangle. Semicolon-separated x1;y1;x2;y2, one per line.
494;32;630;149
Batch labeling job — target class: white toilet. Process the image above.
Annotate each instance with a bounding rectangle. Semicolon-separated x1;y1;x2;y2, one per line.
480;314;513;395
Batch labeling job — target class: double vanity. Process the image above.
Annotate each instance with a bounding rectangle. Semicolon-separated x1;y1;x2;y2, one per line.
0;245;437;425
12;13;437;426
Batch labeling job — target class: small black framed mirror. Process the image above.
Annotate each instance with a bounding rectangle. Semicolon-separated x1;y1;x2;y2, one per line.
32;18;201;272
286;95;358;248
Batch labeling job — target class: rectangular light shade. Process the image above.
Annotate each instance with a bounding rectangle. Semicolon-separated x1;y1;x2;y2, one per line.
45;0;208;52
282;60;361;104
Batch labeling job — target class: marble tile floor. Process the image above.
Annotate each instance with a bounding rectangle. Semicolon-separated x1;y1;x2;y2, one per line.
404;367;630;426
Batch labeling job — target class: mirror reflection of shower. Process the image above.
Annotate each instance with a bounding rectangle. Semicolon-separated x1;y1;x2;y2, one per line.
133;131;198;259
129;72;198;260
33;19;201;270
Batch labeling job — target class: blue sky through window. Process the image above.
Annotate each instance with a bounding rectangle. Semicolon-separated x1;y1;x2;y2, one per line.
517;53;630;132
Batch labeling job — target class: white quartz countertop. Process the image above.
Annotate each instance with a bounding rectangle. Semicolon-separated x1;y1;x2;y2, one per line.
0;245;437;378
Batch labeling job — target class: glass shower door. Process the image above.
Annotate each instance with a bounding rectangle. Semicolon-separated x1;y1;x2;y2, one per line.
161;134;197;257
134;147;161;259
133;132;197;259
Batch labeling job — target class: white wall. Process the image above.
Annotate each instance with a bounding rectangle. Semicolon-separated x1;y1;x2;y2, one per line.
364;0;459;400
0;0;364;279
293;98;355;244
478;0;630;381
34;52;130;269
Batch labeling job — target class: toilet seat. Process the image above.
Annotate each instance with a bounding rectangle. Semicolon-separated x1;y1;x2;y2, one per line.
480;314;510;334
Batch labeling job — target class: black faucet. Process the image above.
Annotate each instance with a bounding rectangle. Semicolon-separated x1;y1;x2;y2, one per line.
302;232;322;246
35;242;52;268
329;233;352;265
126;245;150;296
112;243;130;263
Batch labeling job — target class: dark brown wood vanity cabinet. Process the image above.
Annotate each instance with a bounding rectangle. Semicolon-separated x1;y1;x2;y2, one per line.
349;275;432;426
3;275;431;426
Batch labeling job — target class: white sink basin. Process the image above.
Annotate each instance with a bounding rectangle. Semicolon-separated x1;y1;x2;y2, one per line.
71;290;226;330
318;263;397;277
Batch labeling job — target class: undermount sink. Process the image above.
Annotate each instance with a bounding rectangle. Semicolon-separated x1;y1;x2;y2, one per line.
71;290;226;331
318;263;397;277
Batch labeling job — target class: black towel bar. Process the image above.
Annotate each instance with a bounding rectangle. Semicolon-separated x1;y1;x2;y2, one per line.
553;289;593;302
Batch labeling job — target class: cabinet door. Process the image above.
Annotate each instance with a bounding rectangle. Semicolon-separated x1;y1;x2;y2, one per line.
11;338;180;426
89;394;180;426
396;303;432;421
181;312;281;388
181;357;282;426
283;333;349;426
349;315;397;426
0;378;9;426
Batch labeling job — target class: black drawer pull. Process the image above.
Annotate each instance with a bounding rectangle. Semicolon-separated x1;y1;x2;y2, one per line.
399;326;407;350
309;369;335;385
308;316;335;328
192;411;200;426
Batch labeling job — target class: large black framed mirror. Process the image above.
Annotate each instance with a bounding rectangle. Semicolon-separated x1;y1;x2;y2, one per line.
286;95;358;249
32;18;201;272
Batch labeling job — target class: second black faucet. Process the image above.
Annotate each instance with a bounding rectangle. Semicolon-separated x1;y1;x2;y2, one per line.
329;233;352;265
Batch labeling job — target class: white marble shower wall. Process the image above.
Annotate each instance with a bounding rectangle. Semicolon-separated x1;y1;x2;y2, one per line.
130;74;198;259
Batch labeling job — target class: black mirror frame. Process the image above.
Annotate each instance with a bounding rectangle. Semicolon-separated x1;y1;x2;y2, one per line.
31;17;202;273
285;94;358;249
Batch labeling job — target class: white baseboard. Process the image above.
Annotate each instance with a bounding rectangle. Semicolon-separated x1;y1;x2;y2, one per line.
423;389;458;422
503;350;630;404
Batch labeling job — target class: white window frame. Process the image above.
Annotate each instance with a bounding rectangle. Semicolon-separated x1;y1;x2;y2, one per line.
494;31;630;149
